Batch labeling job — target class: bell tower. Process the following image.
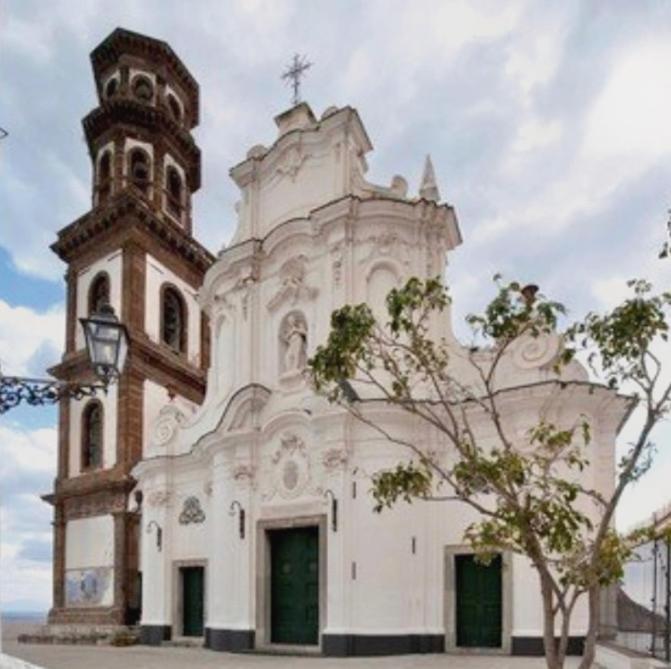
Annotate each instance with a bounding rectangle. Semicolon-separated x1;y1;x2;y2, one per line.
47;28;214;629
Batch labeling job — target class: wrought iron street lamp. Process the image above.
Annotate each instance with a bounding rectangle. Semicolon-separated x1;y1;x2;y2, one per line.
0;304;129;414
80;303;129;384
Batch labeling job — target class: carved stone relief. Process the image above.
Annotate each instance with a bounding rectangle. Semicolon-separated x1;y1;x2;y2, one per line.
330;242;344;287
322;448;348;472
512;333;563;370
178;496;206;525
359;232;412;268
151;405;187;448
232;463;255;482
275;144;310;181
267;256;318;311
265;433;311;501
146;490;172;507
234;275;256;321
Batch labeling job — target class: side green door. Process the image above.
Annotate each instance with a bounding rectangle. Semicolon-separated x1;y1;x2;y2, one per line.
182;566;204;637
455;554;502;648
270;526;319;645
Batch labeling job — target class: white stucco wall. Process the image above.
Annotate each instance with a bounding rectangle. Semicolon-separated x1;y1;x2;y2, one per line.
131;102;622;651
64;515;115;608
144;254;201;364
74;250;123;350
66;516;115;569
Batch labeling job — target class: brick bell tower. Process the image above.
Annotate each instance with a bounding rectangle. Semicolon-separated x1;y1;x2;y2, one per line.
47;28;214;628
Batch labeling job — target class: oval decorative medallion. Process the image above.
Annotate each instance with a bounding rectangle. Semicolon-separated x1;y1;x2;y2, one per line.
270;433;311;500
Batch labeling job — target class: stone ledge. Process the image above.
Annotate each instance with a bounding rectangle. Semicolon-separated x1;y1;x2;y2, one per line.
18;624;139;647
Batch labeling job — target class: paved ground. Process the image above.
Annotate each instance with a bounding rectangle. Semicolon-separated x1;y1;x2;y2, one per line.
3;622;581;669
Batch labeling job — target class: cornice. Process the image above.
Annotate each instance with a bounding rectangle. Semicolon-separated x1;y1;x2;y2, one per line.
50;331;207;398
82;100;201;188
91;27;199;126
50;192;214;272
53;468;136;501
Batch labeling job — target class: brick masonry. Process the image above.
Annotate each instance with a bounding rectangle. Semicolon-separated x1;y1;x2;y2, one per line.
46;28;214;628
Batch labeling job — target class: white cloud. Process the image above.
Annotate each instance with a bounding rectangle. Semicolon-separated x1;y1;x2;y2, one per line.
0;300;64;377
0;424;56;611
0;425;56;477
583;42;671;162
510;117;563;156
504;8;568;103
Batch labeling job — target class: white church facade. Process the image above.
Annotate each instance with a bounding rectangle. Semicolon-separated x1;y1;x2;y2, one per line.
131;99;627;656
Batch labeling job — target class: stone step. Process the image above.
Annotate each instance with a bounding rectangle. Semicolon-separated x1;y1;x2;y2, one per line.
161;638;205;649
240;645;321;657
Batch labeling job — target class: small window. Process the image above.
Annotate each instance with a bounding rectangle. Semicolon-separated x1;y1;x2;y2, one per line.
167;94;181;122
132;76;154;103
98;151;112;204
105;78;118;98
162;286;186;353
81;401;103;470
166;166;183;219
88;273;110;315
129;148;151;196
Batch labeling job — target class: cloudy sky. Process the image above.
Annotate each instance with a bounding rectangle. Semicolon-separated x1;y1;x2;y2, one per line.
2;0;671;612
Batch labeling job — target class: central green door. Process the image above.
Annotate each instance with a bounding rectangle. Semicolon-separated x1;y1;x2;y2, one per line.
455;554;502;648
182;566;204;637
270;526;319;645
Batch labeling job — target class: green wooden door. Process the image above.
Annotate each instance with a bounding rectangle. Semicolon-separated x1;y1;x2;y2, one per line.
182;566;204;637
270;526;319;645
455;554;502;648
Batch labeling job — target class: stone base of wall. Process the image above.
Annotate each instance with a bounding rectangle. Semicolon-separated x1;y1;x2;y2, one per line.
18;623;138;647
47;606;126;626
511;636;585;656
139;625;172;645
322;633;444;656
204;628;255;652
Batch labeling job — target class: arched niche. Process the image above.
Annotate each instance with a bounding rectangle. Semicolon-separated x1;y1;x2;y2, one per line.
278;310;308;379
366;261;400;321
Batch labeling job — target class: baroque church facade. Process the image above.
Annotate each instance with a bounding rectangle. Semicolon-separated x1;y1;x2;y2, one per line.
48;28;627;657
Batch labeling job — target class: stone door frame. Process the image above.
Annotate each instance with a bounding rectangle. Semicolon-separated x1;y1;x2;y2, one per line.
172;558;207;640
255;514;327;651
444;545;513;655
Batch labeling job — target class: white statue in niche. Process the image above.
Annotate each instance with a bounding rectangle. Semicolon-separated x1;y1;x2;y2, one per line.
281;312;308;374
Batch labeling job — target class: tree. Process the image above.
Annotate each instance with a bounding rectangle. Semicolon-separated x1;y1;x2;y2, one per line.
308;275;671;669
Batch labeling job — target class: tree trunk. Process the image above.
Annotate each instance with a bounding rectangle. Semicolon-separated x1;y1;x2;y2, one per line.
556;606;572;667
578;586;601;669
539;570;561;669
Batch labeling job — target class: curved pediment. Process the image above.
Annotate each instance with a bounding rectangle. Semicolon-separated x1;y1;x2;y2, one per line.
216;383;272;434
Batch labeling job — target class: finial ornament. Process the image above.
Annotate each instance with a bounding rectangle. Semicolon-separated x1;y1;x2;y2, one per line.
282;54;312;106
419;154;440;202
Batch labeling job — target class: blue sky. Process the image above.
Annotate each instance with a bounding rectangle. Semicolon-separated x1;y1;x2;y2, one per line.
2;0;671;612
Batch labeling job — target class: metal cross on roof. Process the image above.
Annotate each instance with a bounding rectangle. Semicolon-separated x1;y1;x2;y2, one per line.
281;54;312;106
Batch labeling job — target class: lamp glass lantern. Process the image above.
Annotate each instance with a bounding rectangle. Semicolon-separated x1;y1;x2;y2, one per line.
80;304;129;384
